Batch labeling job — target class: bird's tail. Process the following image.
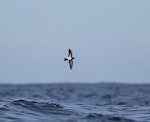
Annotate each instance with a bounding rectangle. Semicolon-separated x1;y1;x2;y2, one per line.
64;58;67;61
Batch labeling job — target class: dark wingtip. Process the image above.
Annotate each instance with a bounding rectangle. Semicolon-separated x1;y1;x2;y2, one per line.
64;58;67;61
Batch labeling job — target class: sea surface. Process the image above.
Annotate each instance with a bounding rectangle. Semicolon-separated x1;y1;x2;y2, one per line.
0;83;150;122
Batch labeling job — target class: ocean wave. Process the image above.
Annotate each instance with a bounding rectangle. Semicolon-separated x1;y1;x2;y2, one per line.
10;99;74;116
0;99;137;122
84;113;135;122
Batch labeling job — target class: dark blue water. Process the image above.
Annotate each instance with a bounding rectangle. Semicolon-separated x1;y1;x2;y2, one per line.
0;83;150;122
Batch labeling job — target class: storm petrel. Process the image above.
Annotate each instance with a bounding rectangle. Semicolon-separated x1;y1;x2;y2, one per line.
64;49;75;70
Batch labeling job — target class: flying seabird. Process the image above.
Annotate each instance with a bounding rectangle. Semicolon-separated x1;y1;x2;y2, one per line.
64;49;75;70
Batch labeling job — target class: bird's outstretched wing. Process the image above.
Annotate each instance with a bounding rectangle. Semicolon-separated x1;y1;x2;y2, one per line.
68;49;72;57
69;60;73;70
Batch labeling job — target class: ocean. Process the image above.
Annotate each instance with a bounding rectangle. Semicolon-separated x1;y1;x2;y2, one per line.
0;83;150;122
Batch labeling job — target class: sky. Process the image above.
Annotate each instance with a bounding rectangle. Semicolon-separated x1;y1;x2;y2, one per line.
0;0;150;83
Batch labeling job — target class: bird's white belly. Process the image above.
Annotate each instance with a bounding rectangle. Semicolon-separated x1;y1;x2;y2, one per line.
67;57;72;60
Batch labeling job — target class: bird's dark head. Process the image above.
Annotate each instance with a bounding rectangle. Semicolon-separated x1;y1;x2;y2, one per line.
72;57;75;59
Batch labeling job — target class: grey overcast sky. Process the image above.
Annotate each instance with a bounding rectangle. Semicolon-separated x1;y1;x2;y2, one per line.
0;0;150;83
